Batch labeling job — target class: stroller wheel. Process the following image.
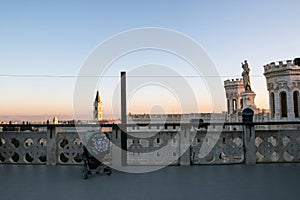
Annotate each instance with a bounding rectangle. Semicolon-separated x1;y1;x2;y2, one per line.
82;167;88;180
104;167;111;176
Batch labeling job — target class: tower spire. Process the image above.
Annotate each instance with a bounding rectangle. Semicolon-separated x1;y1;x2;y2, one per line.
93;90;103;121
95;90;101;102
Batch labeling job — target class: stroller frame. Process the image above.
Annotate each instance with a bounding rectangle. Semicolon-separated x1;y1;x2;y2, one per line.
81;146;111;179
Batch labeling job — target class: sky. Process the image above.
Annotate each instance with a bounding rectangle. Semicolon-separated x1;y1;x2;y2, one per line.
0;0;300;120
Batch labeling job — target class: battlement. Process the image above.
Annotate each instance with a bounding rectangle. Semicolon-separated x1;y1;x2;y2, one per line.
264;59;300;74
224;78;243;86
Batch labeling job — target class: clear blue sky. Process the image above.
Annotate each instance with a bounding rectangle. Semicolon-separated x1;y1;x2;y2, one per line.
0;0;299;120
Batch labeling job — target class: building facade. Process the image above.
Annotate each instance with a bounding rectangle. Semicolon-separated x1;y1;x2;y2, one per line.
264;59;300;121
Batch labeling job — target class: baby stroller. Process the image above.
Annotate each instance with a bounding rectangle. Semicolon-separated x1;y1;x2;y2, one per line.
81;132;112;179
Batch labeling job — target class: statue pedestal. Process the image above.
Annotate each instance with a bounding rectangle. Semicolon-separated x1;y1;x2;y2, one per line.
242;91;256;110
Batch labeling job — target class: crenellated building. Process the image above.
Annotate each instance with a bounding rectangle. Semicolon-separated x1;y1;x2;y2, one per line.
264;58;300;121
223;78;245;123
224;58;300;126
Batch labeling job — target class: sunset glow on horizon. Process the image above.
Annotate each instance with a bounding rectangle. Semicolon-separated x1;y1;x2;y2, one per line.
1;1;299;121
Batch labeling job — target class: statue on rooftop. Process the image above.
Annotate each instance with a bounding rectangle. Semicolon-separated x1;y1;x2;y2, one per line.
241;60;252;92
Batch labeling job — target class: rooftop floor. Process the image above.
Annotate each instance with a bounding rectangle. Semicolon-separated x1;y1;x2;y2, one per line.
1;163;299;200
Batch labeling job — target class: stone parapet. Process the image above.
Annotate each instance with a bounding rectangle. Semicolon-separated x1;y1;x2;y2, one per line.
224;78;243;88
264;59;300;74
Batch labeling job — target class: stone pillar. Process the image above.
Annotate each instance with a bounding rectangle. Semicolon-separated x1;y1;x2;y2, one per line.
179;125;191;166
269;93;274;119
229;98;233;114
287;92;295;120
121;71;127;124
46;126;57;165
243;125;256;165
120;71;127;166
242;108;256;165
227;99;233;129
242;91;256;109
111;126;122;168
274;92;281;120
236;97;240;112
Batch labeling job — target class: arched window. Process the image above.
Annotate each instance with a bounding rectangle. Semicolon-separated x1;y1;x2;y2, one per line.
293;91;299;118
270;92;275;118
232;99;237;113
240;99;243;109
280;91;287;118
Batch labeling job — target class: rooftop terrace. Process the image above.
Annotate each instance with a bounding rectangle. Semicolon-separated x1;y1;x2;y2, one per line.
1;164;299;200
1;122;300;199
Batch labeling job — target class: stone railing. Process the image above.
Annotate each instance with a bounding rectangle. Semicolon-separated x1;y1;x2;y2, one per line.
0;122;300;165
255;130;300;162
0;131;47;164
191;130;244;165
0;129;83;165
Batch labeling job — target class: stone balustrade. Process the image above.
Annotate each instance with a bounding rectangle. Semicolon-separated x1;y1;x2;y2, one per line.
0;123;300;166
255;130;300;162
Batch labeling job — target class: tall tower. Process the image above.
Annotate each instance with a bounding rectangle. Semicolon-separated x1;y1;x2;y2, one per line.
264;59;300;121
93;90;103;121
224;78;245;123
